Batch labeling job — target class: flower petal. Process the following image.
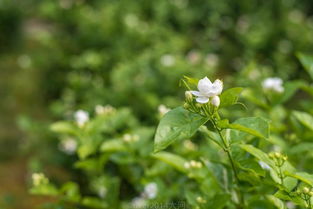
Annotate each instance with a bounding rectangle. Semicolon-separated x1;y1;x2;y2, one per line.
197;77;212;93
196;97;209;103
210;79;223;95
190;91;202;97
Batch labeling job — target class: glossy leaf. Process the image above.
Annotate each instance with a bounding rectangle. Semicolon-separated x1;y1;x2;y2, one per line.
154;107;208;152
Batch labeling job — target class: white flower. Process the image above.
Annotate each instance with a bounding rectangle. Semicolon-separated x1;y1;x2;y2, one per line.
160;54;175;67
186;50;201;64
32;173;48;186
258;161;270;170
59;138;77;155
191;77;223;104
74;110;89;127
131;197;146;208
211;95;220;107
143;182;158;199
286;201;296;209
205;53;219;67
98;186;107;199
158;104;170;116
95;104;115;115
262;77;284;93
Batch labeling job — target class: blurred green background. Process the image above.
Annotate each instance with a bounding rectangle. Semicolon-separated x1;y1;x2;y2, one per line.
1;0;313;208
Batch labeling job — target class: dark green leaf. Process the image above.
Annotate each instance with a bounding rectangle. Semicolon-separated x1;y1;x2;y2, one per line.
154;107;208;152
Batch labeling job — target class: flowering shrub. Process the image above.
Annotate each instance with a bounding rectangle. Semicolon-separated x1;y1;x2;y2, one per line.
3;0;313;208
30;61;313;208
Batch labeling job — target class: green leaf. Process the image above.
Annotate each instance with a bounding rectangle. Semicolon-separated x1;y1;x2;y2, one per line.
239;144;275;168
285;171;313;186
297;52;313;80
292;111;313;131
100;139;127;152
219;87;243;108
50;121;77;135
267;195;285;209
152;151;187;173
154;107;208;152
228;117;269;141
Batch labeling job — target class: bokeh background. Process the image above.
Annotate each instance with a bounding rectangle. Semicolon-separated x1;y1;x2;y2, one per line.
1;0;313;208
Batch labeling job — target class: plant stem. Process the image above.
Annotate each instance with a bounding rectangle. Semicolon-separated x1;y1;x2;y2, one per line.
211;119;245;208
278;166;284;185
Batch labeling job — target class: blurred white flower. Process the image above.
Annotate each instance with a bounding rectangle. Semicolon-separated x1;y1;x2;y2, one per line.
143;182;158;199
123;134;139;143
258;161;270;170
160;54;175;67
262;77;284;93
286;201;296;209
74;110;89;127
98;186;107;199
183;140;197;151
205;53;219;67
124;14;139;28
191;77;223;104
17;55;32;69
184;160;202;169
95;104;116;115
32;173;48;186
158;104;170;116
59;138;77;155
186;50;201;64
131;197;146;208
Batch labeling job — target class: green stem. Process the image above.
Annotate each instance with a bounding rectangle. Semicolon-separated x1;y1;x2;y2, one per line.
278;166;284;185
211;119;245;208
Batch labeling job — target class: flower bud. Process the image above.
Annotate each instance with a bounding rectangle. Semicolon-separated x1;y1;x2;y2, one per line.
183;103;190;109
184;162;190;169
282;156;288;161
274;152;281;158
196;162;202;168
309;191;313;197
268;153;275;158
185;91;193;102
303;187;310;194
195;103;203;109
211;95;220;107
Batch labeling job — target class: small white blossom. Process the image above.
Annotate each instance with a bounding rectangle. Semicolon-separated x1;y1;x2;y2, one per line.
205;53;219;67
191;77;223;104
74;110;89;127
98;186;107;199
143;182;158;199
286;201;296;209
258;161;271;170
184;160;202;169
131;197;146;208
95;104;115;115
183;140;197;151
124;14;139;28
160;54;175;67
262;77;284;93
123;134;139;143
59;138;77;155
32;173;48;186
186;50;201;64
158;104;170;116
211;95;220;107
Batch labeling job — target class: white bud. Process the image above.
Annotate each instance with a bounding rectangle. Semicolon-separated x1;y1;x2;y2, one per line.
211;95;220;107
143;182;158;199
185;91;193;101
74;110;89;127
